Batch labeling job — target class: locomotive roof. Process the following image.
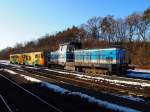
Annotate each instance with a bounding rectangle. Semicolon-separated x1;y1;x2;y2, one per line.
74;48;122;52
10;51;45;55
59;41;81;46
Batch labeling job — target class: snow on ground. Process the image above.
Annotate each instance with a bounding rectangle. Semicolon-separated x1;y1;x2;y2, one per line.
20;74;41;83
45;69;150;87
9;64;22;68
128;69;150;79
2;69;18;75
128;72;150;79
23;74;146;104
102;91;145;103
129;69;150;73
1;69;41;82
87;76;150;87
0;60;22;68
0;60;9;65
68;92;139;112
2;68;150;102
0;68;144;112
22;75;139;112
25;66;39;69
16;69;24;72
41;82;68;94
121;95;145;102
2;68;147;102
29;79;140;112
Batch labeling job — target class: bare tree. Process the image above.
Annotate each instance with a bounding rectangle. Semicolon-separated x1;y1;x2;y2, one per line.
114;19;128;42
84;17;102;39
126;13;139;42
143;7;150;24
100;15;116;44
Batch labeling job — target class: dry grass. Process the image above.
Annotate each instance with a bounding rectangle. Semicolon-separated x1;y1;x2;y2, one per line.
137;65;150;70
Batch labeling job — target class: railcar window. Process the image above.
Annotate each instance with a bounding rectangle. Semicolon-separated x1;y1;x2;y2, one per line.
102;56;104;60
26;56;28;60
29;56;31;61
35;54;38;58
61;46;63;51
110;57;113;62
41;54;43;58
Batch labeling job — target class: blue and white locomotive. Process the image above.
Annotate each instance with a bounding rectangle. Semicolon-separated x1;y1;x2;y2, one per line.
48;42;127;75
74;48;126;75
48;42;77;69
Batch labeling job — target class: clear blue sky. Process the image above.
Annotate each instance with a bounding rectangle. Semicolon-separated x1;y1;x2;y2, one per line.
0;0;150;50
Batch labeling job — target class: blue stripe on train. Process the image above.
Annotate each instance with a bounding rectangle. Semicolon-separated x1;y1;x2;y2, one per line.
74;49;125;64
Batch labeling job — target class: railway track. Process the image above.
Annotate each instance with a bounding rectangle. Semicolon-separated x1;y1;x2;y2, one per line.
2;64;150;97
0;94;13;112
24;67;150;96
2;63;150;81
5;66;130;93
1;64;150;111
0;73;62;112
1;65;123;112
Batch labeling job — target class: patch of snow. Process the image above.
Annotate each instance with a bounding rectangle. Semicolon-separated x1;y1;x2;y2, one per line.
45;69;150;87
129;69;150;73
3;69;18;75
121;95;145;102
128;71;150;79
11;64;22;68
41;82;68;94
25;66;39;69
69;92;139;112
102;91;145;102
20;74;41;83
0;60;9;65
92;76;150;87
39;79;139;112
16;69;24;72
2;69;41;83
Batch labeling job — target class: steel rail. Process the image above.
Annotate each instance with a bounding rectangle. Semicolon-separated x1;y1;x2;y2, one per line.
0;74;63;112
0;94;13;112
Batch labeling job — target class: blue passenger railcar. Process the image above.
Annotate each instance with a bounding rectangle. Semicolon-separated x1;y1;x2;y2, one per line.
50;51;59;65
74;48;126;75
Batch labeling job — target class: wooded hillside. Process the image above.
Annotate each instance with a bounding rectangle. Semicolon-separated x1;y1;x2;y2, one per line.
0;7;150;68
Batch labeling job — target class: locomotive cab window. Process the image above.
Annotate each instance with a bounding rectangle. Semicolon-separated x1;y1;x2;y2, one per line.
26;56;28;60
29;56;31;61
41;54;44;58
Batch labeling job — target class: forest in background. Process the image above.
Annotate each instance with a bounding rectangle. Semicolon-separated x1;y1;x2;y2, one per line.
0;7;150;68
